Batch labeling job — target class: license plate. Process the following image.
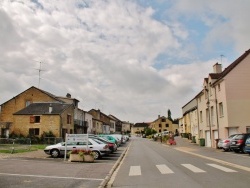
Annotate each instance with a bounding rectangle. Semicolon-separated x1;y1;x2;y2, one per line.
232;141;236;144
246;144;250;146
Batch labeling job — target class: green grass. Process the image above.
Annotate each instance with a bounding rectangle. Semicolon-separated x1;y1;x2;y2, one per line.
0;144;47;154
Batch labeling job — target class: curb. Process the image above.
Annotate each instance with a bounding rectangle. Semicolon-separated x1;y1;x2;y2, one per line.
98;144;130;188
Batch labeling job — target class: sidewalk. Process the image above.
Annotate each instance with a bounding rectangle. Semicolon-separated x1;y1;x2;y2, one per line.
164;136;250;170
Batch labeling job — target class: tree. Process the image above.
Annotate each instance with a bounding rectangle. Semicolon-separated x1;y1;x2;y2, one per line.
168;109;173;121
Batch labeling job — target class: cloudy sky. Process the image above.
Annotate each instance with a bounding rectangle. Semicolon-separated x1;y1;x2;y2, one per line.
1;0;249;123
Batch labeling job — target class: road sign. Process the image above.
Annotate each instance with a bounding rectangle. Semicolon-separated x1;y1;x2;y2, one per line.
66;134;88;143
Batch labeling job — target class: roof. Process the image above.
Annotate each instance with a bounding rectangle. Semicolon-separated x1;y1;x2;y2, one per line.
0;86;65;106
133;122;149;128
213;49;250;85
13;102;72;115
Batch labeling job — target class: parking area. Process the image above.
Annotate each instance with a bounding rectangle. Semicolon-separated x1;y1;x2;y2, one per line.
0;142;129;188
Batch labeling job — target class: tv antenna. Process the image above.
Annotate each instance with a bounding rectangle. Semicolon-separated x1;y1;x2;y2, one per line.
35;61;46;88
220;54;225;64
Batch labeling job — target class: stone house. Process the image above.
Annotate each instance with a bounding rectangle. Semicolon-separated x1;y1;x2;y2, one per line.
131;122;149;135
0;86;66;138
149;115;178;134
13;102;74;138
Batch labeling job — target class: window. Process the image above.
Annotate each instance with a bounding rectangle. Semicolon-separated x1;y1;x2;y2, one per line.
161;119;166;122
159;124;162;128
30;116;40;123
206;108;209;126
218;84;221;91
29;128;39;136
165;124;169;127
219;102;224;117
67;114;71;124
211;106;214;126
25;100;31;107
200;111;203;123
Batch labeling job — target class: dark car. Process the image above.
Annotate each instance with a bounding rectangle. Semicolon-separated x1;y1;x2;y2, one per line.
230;133;250;153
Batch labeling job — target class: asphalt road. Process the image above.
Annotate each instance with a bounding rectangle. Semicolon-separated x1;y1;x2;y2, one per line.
108;136;250;188
0;142;129;188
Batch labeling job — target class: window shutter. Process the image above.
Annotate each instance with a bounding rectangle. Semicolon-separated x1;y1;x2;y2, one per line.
30;116;35;123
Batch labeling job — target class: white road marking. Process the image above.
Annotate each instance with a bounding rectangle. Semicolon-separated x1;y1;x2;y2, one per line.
207;164;237;172
174;147;250;172
181;164;206;173
156;164;174;174
0;172;103;181
129;166;141;176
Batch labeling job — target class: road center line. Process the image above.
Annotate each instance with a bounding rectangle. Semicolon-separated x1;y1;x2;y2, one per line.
0;172;104;181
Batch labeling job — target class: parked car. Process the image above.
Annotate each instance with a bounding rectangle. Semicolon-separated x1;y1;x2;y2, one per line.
243;135;250;155
111;134;125;144
98;135;119;146
91;137;117;153
229;133;250;153
217;134;238;151
44;138;111;159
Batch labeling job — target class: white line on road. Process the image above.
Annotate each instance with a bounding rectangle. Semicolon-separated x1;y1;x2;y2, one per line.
181;164;206;173
207;164;237;172
174;148;250;172
156;164;174;174
129;166;141;176
0;172;104;181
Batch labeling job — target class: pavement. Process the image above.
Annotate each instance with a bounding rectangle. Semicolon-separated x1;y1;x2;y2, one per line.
158;136;250;171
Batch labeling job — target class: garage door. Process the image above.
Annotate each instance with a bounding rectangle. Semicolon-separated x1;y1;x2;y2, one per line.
228;128;238;136
213;130;218;139
205;131;211;147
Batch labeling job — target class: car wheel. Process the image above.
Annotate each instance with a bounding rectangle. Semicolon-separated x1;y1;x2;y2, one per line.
92;150;101;159
223;148;229;152
234;149;240;153
241;146;246;154
50;149;60;158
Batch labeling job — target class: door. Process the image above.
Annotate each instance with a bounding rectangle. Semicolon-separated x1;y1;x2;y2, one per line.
205;131;211;147
228;127;238;136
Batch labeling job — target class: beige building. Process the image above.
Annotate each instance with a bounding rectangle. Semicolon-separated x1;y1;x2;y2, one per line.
131;123;149;135
13;102;74;138
184;49;250;148
150;115;178;134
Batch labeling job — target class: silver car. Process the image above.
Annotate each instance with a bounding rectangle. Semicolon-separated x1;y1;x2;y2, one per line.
218;134;238;151
44;138;111;159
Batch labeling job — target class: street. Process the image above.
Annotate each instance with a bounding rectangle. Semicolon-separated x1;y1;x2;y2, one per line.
108;136;250;188
0;143;128;188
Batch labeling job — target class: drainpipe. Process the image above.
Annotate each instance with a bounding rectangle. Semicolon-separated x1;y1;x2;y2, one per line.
214;86;220;139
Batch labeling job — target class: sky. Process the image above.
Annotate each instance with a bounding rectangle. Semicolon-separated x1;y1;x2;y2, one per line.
1;0;250;123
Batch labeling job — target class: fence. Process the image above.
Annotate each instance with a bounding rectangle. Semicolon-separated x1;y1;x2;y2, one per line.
0;137;63;154
0;138;31;154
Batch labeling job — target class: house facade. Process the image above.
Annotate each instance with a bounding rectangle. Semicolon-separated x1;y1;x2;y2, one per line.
0;86;65;138
149;115;178;134
183;49;250;148
13;102;74;138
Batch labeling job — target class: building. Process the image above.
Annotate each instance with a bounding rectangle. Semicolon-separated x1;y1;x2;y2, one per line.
149;115;178;134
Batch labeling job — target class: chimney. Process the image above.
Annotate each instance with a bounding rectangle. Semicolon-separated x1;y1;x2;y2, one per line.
49;104;52;113
213;63;222;73
66;93;71;98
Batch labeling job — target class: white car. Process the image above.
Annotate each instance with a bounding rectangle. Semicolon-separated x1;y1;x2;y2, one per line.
44;138;111;159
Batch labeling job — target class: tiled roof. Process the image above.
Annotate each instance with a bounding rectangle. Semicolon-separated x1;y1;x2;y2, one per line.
13;102;72;115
